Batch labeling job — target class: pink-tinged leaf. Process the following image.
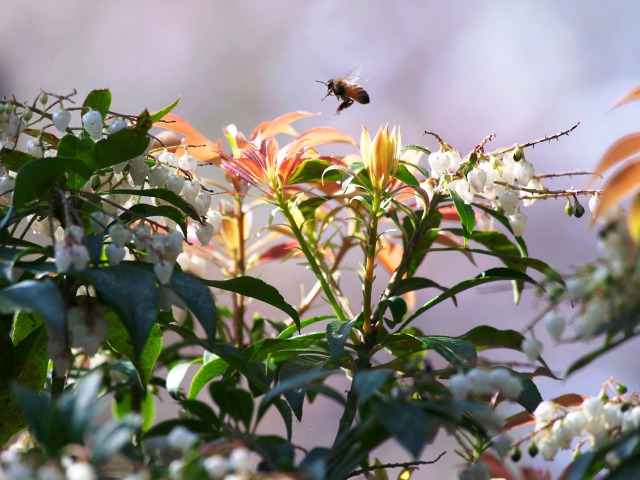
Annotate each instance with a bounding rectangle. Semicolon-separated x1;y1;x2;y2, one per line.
154;113;222;163
593;158;640;221
628;192;640;243
256;241;302;262
480;453;518;480
286;126;358;156
552;393;587;408
251;111;319;140
433;231;475;264
220;164;263;190
609;84;640;110
589;132;640;185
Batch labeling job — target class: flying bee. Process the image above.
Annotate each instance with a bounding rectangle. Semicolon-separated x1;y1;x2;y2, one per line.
316;66;370;115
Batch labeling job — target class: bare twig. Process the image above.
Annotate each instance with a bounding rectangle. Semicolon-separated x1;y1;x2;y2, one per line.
345;451;447;478
489;122;580;156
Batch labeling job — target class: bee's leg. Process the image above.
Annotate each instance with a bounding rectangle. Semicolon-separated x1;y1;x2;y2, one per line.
336;97;354;115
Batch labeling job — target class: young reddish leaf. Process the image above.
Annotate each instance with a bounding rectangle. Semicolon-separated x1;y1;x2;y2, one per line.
609;84;640;110
286;126;357;155
502;410;535;431
592;159;640;221
589;133;640;185
153;113;222;163
552;393;587;408
627;192;640;243
256;241;300;263
251;111;319;139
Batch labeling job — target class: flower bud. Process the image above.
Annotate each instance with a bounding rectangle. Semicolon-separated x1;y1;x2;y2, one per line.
27;138;44;157
544;311;565;341
166;174;185;195
82;110;103;140
521;337;542;362
159;149;179;168
52;108;71;133
508;212;528;237
38;91;48;105
513;160;534;185
196;222;215;246
428;151;450;177
513;145;524;162
498;189;519;215
467;169;487;193
565;200;574;216
573;202;585;218
179;153;198;172
148;165;169;188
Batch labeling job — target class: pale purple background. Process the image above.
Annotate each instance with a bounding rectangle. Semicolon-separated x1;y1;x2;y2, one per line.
3;1;640;476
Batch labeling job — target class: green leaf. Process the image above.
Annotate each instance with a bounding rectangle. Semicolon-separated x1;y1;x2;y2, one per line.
245;333;325;362
459;325;525;352
277;315;334;340
95;126;151;170
208;342;268;393
0;322;48;445
76;264;158;358
105;312;162;386
166;360;200;399
273;398;293;441
415;335;477;369
179;399;219;424
375;401;435;458
82;89;112;118
380;296;407;327
393;164;419;186
142;418;215;439
473;203;528;256
394;277;451;296
297;197;329;221
202;276;300;330
170;270;217;345
0;278;66;342
188;357;228;399
113;390;155;432
401;268;538;328
401;144;431;156
57;135;96;190
448;188;475;246
353;370;392;404
566;336;633;376
118;203;188;237
0;149;36;171
209;380;253;430
12;156;77;208
150;96;181;123
326;319;356;363
109;188;200;222
286;159;344;185
262;367;337;421
509;369;542;413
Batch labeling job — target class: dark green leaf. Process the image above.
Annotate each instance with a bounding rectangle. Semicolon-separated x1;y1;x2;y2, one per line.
286;159;343;185
57;135;96;190
142;418;215;439
402;268;539;328
76;264;158;358
416;335;477;369
209;380;253;429
202;276;299;330
179;399;219;425
326;319;355;363
150;96;182;123
95;127;150;170
473;203;528;256
109;188;200;222
380;296;407;327
510;369;542;413
394;277;451;296
375;401;434;458
566;336;633;376
208;342;268;393
82;89;112;118
459;325;525;352
0;149;36;172
277;315;334;340
393;164;419;186
0;278;66;342
273;398;293;441
448;188;475;246
118;204;188;237
245;333;325;362
297;197;329;221
354;370;392;404
170;270;217;345
12;156;77;208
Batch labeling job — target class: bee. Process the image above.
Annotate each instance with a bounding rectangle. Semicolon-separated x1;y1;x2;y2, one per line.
316;66;370;115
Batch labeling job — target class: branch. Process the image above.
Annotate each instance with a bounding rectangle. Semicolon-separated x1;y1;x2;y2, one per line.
489;122;580;156
345;451;447;478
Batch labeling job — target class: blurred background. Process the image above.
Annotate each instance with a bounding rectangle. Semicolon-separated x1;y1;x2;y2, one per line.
3;0;640;476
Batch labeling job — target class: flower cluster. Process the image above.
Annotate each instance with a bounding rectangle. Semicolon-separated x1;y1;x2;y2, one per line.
0;447;98;480
449;367;523;401
67;297;109;356
527;382;638;464
427;147;537;236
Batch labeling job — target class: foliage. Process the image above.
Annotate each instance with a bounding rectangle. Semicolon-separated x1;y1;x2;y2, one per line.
0;87;634;480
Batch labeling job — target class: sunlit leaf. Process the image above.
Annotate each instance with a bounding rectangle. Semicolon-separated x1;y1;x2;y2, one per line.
590;132;640;184
149;96;181;123
448;189;475;245
82;89;112;118
12;156;79;208
252;111;319;139
287;159;344;185
188;357;227;400
610;85;640;110
153;113;222;162
627;192;640;243
593;159;640;221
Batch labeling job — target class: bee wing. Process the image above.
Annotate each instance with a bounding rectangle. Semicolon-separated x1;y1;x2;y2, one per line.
343;65;364;83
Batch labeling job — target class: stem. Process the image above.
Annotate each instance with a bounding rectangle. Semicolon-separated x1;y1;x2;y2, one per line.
362;193;382;339
275;191;347;323
232;191;247;349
